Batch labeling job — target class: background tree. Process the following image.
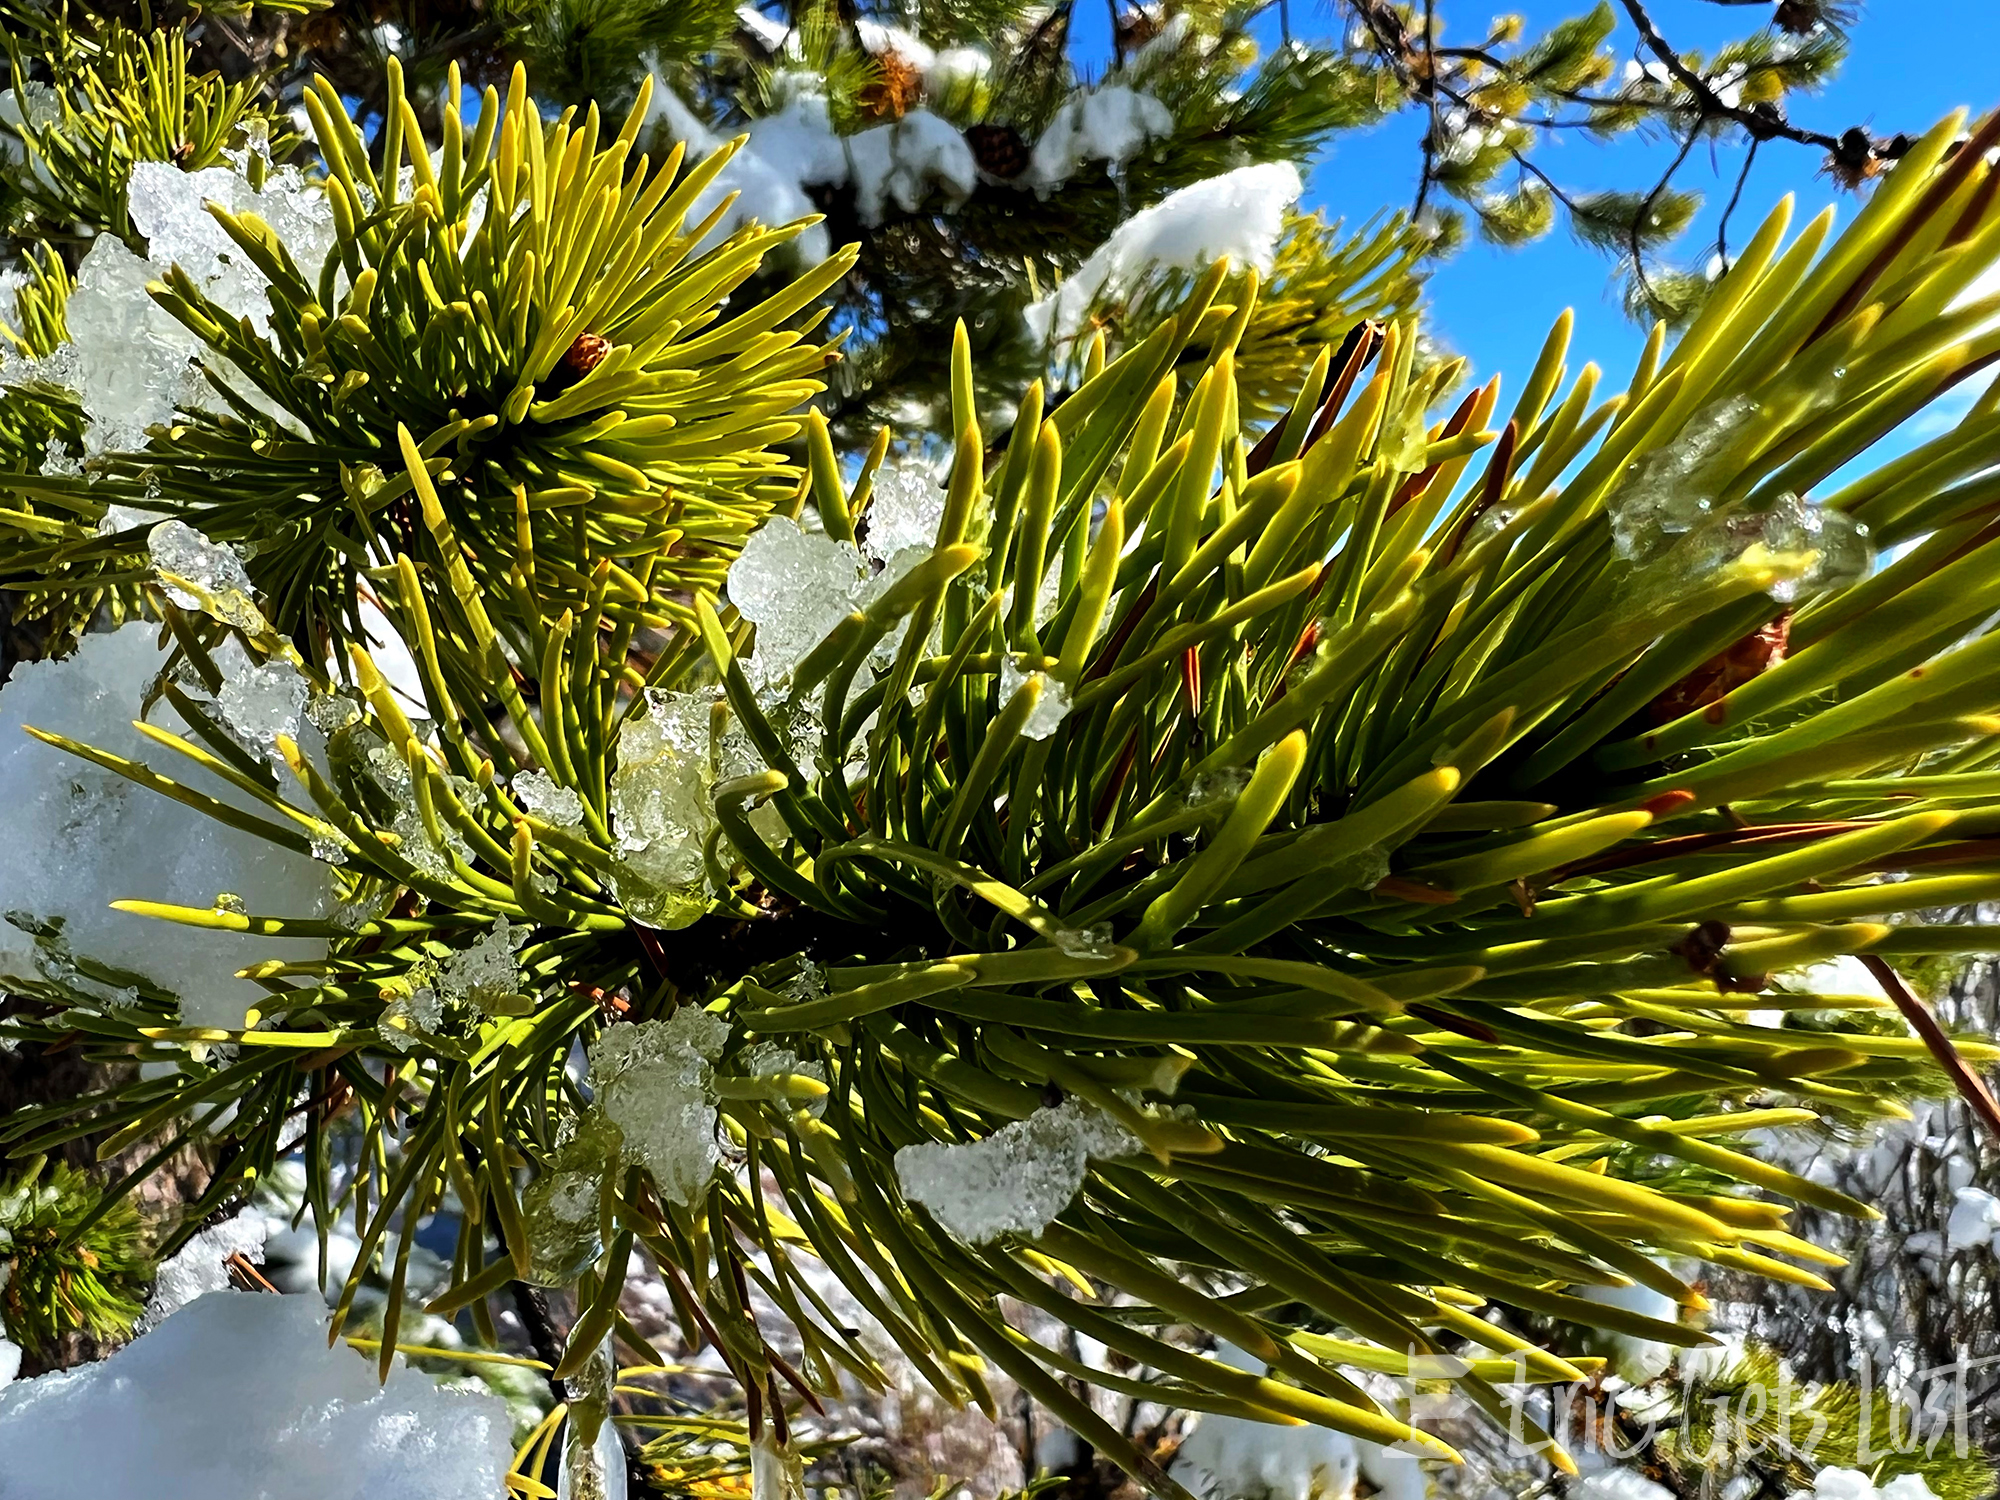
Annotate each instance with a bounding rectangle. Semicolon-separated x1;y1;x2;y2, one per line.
0;1;1926;442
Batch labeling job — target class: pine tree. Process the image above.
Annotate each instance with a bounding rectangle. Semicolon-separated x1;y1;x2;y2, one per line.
0;5;1997;1500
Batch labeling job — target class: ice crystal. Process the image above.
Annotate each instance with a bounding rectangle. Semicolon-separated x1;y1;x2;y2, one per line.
1664;490;1873;603
1052;922;1115;960
1329;846;1391;891
589;1008;731;1207
359;736;470;877
742;1041;828;1116
559;1336;622;1500
148;521;269;634
521;1168;603;1285
999;659;1072;740
127;157;337;336
609;689;718;926
895;1100;1139;1243
1606;395;1758;562
380;985;441;1051
861;463;946;559
514;769;586;826
305;691;361;736
211;638;307;758
521;1115;621;1286
729;516;870;687
437;917;528;1012
45;440;83;480
52;234;206;455
774;963;827;1005
1186;767;1252;806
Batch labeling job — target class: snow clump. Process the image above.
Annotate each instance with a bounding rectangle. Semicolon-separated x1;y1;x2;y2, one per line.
589;1006;732;1206
894;1099;1139;1243
1025;161;1303;349
0;623;334;1029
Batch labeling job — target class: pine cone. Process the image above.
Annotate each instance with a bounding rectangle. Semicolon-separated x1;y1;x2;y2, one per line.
546;332;611;395
1648;611;1791;725
858;49;925;123
1774;0;1855;36
966;122;1030;180
1825;125;1884;191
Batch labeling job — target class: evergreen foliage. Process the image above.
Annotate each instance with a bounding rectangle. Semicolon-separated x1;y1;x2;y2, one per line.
0;1155;150;1359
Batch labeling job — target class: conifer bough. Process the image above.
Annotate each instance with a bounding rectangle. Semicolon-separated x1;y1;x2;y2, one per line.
5;68;2000;1498
0;58;850;647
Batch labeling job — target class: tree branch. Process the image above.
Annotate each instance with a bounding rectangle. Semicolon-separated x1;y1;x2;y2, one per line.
1630;126;1699;313
1617;0;1845;153
1714;136;1760;271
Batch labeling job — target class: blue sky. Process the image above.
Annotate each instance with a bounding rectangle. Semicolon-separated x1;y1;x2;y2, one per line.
1069;1;1999;413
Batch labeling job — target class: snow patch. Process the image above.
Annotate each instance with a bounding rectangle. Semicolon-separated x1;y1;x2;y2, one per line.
848;109;977;224
642;76;845;264
1027;85;1173;192
1170;1343;1426;1500
0;1290;513;1500
144;1210;270;1328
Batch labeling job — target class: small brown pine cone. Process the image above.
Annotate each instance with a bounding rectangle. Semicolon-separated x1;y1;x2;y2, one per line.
545;332;610;395
1774;0;1851;35
966;122;1030;180
1825;125;1884;191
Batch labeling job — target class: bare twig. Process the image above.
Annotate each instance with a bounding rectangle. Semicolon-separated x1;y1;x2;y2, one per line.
1630;127;1699;313
1413;0;1440;221
1861;953;2000;1146
1714;136;1760;271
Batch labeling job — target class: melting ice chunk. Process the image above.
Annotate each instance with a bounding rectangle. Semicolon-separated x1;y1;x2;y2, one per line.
1605;395;1758;563
609;688;717;926
520;1117;621;1288
1185;767;1251;807
1644;489;1872;606
1000;658;1072;740
894;1099;1139;1243
860;463;946;561
728;515;869;687
211;637;307;757
513;768;586;826
379;984;440;1050
588;1007;731;1207
148;520;270;633
1051;922;1115;960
